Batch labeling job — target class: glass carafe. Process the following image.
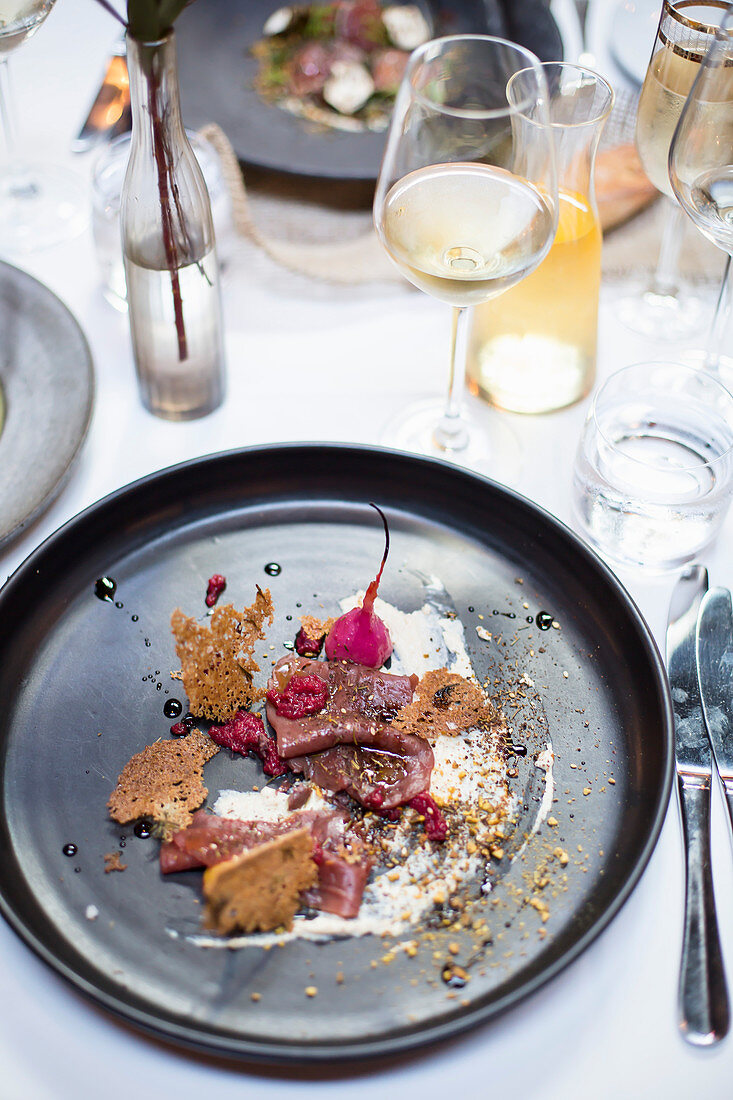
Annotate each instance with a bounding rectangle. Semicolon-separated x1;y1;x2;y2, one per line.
467;63;612;415
122;31;225;420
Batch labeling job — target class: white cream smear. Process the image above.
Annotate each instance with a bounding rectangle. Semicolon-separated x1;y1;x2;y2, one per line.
182;584;554;948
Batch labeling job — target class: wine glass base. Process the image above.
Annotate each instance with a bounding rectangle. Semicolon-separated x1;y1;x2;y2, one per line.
0;164;88;253
616;283;709;340
379;397;522;485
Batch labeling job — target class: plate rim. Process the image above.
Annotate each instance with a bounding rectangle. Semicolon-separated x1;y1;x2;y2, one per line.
0;260;95;547
0;442;674;1063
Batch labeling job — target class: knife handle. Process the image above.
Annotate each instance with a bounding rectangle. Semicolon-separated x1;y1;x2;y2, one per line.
677;774;730;1045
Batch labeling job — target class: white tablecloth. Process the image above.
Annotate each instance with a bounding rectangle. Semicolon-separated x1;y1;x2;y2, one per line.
1;2;733;1097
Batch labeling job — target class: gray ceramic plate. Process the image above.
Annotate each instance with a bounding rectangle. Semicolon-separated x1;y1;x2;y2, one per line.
0;262;94;546
176;0;564;182
0;445;672;1064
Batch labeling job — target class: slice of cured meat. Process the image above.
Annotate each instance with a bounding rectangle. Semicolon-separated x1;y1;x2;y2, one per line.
159;805;373;920
266;654;430;808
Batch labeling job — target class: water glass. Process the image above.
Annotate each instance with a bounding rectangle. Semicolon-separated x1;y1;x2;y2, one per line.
572;362;733;572
91;130;233;310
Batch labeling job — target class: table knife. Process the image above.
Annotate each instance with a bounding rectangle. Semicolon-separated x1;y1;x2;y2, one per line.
666;565;729;1046
72;40;130;154
697;587;733;841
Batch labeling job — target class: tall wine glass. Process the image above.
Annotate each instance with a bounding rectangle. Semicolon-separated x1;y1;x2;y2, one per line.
669;3;733;374
619;1;730;338
0;0;86;252
373;35;557;475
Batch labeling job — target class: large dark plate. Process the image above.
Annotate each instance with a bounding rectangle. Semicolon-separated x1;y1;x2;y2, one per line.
0;445;672;1063
0;262;94;547
176;0;564;182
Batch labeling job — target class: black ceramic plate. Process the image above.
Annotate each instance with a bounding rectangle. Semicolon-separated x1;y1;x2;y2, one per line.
176;0;564;181
0;445;672;1063
0;262;94;547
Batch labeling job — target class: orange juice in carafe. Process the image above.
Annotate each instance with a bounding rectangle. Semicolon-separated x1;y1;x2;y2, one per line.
467;188;601;414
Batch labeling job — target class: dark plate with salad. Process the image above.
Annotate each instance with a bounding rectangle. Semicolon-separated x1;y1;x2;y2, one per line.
176;0;564;182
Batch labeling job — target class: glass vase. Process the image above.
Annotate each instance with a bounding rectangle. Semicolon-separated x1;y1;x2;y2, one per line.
122;31;225;421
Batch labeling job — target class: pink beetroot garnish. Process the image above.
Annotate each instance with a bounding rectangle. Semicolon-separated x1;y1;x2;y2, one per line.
266;674;328;720
408;793;447;842
208;709;288;776
325;503;393;668
205;574;226;608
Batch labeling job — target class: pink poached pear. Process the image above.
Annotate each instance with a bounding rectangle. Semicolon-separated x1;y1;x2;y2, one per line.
325;504;393;668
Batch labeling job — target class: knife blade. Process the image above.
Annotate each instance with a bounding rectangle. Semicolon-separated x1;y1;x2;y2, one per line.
72;40;130;154
667;565;729;1045
697;587;733;839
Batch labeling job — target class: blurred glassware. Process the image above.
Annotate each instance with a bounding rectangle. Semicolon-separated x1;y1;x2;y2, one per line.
572;361;733;572
92;129;234;311
669;2;733;376
122;30;226;421
372;33;557;476
0;0;87;252
467;63;612;415
618;0;730;339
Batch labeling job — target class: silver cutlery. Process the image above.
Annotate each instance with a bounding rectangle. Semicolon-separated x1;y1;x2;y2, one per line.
697;586;733;843
666;565;729;1046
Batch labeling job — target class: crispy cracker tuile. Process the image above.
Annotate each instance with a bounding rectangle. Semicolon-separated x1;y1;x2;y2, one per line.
171;588;274;721
202;829;317;934
107;728;219;837
393;668;499;739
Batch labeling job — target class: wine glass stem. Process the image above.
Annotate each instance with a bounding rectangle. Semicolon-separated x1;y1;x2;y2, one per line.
0;57;17;159
433;306;470;453
650;200;685;298
705;255;732;374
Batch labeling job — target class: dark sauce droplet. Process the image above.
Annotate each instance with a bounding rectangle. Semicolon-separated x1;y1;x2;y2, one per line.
115;601;123;609
505;611;516;619
513;744;528;756
164;698;183;719
134;821;153;839
286;614;292;622
144;638;152;647
283;640;295;651
468;606;475;613
62;843;77;857
526;615;534;623
536;611;554;631
441;966;467;989
131;614;139;622
74;866;82;874
94;576;116;602
264;562;282;576
492;609;500;616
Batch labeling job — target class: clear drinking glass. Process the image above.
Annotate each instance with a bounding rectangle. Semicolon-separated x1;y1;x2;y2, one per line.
618;0;730;339
669;4;733;376
0;0;86;252
467;63;613;414
572;361;733;572
373;34;557;475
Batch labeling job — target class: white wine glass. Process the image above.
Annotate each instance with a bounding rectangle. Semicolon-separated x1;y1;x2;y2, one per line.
373;34;557;476
619;0;730;339
0;0;86;252
669;2;733;374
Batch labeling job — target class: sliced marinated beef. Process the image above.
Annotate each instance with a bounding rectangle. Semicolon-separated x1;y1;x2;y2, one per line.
266;654;429;808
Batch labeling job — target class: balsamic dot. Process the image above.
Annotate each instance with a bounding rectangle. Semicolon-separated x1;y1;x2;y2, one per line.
74;867;82;874
468;606;475;613
62;843;77;857
492;609;499;616
164;698;183;719
115;601;123;609
144;638;151;647
536;611;553;631
264;562;282;576
131;614;139;622
134;821;153;839
94;576;116;602
286;614;292;621
526;616;534;623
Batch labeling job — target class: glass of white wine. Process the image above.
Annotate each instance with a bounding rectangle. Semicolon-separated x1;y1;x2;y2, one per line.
669;2;733;374
0;0;86;252
620;0;730;338
373;34;557;475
